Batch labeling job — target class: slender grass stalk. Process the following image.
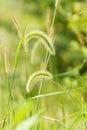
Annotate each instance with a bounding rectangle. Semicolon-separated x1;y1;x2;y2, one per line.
34;1;58;129
0;47;11;128
55;0;60;8
34;52;49;114
43;116;69;128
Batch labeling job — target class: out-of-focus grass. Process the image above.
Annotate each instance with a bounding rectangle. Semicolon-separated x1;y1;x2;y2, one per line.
0;0;87;130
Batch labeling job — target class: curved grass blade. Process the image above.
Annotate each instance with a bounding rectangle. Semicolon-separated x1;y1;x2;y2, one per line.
26;70;53;92
28;91;65;100
43;116;69;128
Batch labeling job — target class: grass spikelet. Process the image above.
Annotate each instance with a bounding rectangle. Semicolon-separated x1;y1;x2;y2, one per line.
24;30;55;55
26;70;53;93
12;16;22;39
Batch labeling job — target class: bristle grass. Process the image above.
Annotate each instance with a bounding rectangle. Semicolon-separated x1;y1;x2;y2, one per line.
24;30;55;55
26;70;53;92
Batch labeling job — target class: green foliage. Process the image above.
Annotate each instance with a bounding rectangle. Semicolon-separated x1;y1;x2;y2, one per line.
0;0;87;130
12;101;31;127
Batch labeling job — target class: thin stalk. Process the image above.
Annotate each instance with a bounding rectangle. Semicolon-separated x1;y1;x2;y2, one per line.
35;51;49;111
1;49;10;128
34;1;58;129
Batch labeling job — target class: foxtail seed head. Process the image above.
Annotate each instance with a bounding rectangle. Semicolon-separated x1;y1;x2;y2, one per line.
26;70;53;93
24;30;55;55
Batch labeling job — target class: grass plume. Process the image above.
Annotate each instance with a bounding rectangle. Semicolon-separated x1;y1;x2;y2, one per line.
24;30;55;55
26;70;53;93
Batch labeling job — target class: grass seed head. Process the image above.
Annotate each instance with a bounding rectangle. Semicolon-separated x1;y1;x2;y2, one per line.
26;70;53;93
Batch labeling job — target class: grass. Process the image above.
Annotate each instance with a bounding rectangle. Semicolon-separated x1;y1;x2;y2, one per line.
0;0;87;130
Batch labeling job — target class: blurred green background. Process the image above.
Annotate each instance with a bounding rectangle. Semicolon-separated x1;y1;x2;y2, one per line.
0;0;87;129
